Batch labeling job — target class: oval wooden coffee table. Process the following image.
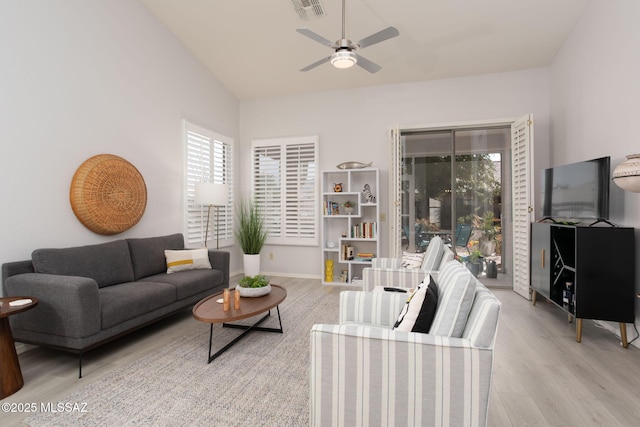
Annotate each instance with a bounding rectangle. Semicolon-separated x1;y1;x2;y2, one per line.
193;285;286;363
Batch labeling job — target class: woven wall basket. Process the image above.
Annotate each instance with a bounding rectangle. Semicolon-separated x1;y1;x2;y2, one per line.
70;154;147;235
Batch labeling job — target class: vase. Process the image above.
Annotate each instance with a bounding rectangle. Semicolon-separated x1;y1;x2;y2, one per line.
236;283;271;297
345;207;353;215
479;239;496;257
613;154;640;192
243;253;261;277
486;260;498;278
467;262;481;277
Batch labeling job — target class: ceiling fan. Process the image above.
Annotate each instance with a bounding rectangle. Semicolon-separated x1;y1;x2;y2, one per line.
296;0;399;73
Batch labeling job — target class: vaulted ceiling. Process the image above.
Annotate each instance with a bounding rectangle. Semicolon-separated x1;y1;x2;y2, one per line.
141;0;590;101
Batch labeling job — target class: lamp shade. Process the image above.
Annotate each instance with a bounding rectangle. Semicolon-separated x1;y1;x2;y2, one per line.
195;183;228;206
613;154;640;192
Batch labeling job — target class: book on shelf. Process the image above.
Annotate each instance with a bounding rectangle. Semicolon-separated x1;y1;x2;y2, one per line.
350;222;377;238
323;200;340;215
341;244;354;260
355;252;375;262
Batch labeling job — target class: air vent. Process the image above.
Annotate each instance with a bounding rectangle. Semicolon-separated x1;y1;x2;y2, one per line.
291;0;325;20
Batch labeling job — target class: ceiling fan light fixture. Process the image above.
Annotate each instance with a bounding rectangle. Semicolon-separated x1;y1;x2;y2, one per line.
330;50;357;69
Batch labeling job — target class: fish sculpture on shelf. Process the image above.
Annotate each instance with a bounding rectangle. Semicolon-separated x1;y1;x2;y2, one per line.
336;161;372;170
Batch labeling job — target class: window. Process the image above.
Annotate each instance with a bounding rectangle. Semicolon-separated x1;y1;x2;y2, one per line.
252;136;318;246
184;120;233;247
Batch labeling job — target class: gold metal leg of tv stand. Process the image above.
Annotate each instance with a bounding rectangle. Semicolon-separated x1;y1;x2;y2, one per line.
576;318;628;348
620;322;629;348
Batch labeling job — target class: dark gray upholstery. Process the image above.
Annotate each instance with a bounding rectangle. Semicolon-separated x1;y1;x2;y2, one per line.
4;273;101;338
99;281;176;329
140;268;225;300
127;233;184;280
1;234;229;364
32;240;134;288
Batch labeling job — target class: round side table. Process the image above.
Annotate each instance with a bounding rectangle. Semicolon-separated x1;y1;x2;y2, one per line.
1;296;38;399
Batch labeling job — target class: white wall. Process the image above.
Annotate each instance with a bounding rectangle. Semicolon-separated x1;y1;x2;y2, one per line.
550;1;640;342
0;0;240;286
240;68;550;278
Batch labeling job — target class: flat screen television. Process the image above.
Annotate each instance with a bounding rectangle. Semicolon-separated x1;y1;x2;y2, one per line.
541;156;611;223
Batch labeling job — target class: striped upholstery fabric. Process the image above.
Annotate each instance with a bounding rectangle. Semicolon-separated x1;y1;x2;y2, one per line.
420;236;444;270
371;257;402;269
362;238;450;292
339;290;407;327
462;284;501;348
310;271;501;427
362;268;429;291
429;260;476;337
439;246;455;269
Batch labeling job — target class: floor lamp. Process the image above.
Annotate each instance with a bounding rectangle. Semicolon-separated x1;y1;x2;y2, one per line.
195;183;228;248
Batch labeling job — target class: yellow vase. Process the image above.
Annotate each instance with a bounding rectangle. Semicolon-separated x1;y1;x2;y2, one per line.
325;259;334;282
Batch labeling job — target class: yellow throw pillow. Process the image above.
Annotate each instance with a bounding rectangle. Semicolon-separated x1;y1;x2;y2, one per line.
165;248;212;274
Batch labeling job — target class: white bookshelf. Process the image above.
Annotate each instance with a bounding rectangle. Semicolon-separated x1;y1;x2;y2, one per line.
321;168;379;287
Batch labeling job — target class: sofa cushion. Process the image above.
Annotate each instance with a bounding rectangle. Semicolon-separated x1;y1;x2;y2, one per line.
429;261;476;337
32;240;134;288
127;234;184;280
139;268;224;300
99;281;176;329
439;246;455;269
400;252;424;269
421;236;444;270
371;257;402;269
165;248;212;274
393;276;438;333
462;284;501;348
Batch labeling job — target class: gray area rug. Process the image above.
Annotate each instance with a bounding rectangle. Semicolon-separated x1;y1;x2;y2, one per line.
24;283;340;426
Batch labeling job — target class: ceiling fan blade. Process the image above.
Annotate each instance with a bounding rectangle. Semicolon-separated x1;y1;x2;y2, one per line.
355;54;381;74
296;28;336;48
356;26;399;49
300;56;331;72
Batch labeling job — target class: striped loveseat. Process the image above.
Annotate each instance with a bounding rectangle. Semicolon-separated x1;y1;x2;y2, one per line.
362;236;454;291
310;260;501;427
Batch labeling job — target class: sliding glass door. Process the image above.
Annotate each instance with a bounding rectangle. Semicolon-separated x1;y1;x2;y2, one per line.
400;127;509;275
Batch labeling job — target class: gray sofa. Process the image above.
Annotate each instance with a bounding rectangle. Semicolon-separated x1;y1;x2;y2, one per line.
1;233;229;376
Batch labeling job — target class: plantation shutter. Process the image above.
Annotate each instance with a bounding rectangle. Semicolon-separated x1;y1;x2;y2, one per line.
252;136;319;246
389;126;402;258
253;144;282;238
184;121;234;247
511;114;534;299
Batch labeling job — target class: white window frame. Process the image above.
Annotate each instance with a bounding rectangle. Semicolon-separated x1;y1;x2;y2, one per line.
251;135;319;246
183;120;234;247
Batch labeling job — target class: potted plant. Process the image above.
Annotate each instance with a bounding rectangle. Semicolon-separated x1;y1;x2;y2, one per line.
466;249;483;277
473;212;501;256
235;198;268;277
343;200;356;215
236;274;271;297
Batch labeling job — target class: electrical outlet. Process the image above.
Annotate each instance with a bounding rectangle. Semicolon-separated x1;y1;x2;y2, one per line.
269;252;274;260
380;213;386;221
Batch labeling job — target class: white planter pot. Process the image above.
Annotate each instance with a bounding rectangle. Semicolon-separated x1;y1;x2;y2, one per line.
479;239;496;257
236;283;271;297
243;253;261;277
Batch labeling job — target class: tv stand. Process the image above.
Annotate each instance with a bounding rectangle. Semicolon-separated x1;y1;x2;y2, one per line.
530;222;635;347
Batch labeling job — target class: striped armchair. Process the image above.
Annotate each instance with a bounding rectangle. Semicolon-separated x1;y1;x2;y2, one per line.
310;260;501;427
362;236;454;291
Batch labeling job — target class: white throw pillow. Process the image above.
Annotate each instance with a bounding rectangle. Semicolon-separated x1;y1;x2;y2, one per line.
401;251;425;269
393;276;439;333
165;248;212;274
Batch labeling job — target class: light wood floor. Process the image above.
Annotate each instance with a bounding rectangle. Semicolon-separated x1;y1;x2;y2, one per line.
2;276;640;426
